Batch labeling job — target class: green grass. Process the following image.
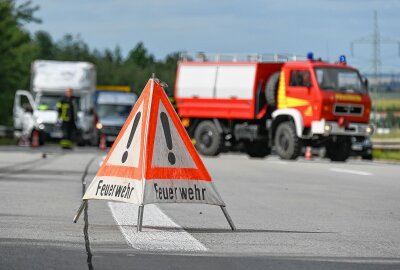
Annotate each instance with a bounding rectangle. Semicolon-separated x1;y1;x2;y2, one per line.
373;129;400;139
0;137;17;145
371;91;400;110
373;149;400;161
374;99;400;110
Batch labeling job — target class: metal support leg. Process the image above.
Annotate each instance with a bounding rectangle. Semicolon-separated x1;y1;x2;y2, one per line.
220;206;236;231
137;205;144;232
73;200;88;223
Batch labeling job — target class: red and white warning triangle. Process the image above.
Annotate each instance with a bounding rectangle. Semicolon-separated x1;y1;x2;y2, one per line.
83;78;225;206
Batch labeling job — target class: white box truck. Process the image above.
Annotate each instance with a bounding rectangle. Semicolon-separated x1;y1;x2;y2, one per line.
13;60;97;145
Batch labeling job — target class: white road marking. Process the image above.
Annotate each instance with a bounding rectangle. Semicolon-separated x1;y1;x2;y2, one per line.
330;168;372;176
108;202;207;252
269;160;289;165
98;155;106;167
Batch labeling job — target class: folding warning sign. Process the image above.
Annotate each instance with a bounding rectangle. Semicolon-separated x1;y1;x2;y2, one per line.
74;77;235;231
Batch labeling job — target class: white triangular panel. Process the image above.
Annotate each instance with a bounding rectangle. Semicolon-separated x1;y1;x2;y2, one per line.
106;102;144;167
151;101;196;169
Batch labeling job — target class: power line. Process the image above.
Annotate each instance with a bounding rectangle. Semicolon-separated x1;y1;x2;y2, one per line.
351;10;400;81
350;11;400;126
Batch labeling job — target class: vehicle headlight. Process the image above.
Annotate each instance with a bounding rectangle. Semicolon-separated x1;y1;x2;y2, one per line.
96;122;103;129
324;123;332;134
36;118;43;124
366;125;374;135
38;124;45;130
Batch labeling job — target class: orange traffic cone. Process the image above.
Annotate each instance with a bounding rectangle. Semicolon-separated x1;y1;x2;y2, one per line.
99;133;107;151
305;146;312;160
31;130;40;148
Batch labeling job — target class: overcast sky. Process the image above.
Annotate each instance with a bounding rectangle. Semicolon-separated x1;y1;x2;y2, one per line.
24;0;400;73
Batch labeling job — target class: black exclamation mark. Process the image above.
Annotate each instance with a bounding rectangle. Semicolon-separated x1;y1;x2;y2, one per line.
121;112;141;163
160;112;176;165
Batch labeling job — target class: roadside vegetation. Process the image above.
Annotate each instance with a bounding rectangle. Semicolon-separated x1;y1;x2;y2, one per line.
371;92;400;134
373;149;400;161
0;137;17;145
0;0;178;126
374;98;400;111
372;128;400;139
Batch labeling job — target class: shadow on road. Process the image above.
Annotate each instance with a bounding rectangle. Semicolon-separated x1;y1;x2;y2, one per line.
109;224;336;234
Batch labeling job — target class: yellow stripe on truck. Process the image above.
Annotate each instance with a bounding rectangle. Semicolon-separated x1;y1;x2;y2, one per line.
96;85;131;92
285;97;309;107
277;71;310;109
335;94;362;102
277;71;287;109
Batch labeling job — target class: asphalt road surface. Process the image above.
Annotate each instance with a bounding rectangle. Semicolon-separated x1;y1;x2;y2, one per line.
0;145;399;270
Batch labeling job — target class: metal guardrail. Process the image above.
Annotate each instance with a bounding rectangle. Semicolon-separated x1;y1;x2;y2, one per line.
0;126;13;138
372;139;400;150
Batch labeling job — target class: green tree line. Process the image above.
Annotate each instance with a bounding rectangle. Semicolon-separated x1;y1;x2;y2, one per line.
0;0;178;126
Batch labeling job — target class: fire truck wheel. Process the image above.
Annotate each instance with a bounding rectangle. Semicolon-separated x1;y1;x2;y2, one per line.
265;72;280;107
244;141;270;158
362;154;373;160
194;120;222;156
326;136;351;162
274;121;301;160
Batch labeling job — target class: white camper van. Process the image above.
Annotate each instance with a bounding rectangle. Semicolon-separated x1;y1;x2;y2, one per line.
13;60;97;145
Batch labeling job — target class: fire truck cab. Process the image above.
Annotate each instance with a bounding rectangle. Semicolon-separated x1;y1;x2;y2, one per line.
174;53;374;161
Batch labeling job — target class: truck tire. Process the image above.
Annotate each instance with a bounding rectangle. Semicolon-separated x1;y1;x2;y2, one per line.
362;154;373;160
75;130;86;146
194;120;223;156
244;140;270;158
265;72;280;107
326;136;351;162
274;121;301;160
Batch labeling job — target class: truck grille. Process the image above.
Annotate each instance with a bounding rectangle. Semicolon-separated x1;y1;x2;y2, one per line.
43;123;55;133
333;104;363;116
102;125;122;136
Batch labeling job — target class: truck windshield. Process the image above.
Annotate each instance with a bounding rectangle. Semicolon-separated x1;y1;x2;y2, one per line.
38;95;61;111
38;95;80;111
97;104;132;118
314;67;366;94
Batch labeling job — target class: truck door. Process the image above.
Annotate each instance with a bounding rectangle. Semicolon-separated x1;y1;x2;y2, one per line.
13;90;36;137
77;93;96;144
284;69;314;126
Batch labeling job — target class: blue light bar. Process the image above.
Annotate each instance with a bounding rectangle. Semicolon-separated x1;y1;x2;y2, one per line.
339;55;346;64
307;52;314;61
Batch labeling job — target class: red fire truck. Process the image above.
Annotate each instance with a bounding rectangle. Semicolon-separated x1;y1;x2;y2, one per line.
174;53;374;161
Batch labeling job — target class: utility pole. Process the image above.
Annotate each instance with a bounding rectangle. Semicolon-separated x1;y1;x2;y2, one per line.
351;10;400;126
372;10;381;85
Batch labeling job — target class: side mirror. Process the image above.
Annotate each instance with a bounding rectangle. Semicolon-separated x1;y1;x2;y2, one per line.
86;108;94;115
22;103;33;113
363;77;369;92
77;111;84;118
